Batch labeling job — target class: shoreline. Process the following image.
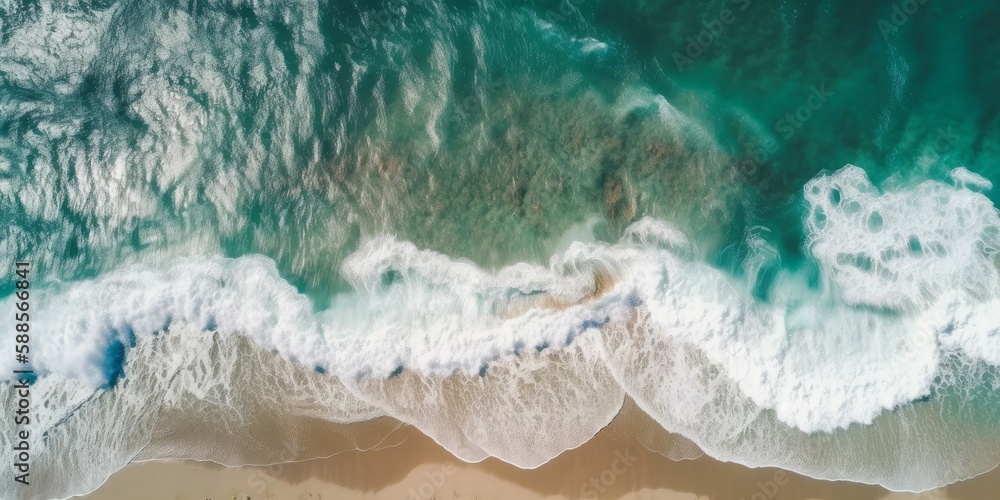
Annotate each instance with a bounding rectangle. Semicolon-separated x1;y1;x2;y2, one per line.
77;412;1000;500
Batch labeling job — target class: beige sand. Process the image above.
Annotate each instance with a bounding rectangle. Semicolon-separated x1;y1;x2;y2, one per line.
79;417;999;500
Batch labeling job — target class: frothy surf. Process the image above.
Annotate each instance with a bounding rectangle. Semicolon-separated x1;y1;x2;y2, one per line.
2;165;999;498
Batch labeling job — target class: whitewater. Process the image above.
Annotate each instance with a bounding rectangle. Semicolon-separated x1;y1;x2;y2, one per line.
1;165;998;498
3;0;1000;497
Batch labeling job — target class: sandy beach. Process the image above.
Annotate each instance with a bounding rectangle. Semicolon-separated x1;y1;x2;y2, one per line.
78;404;1000;500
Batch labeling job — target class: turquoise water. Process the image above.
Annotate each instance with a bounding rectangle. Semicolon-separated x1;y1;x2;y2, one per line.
1;0;1000;497
3;0;998;290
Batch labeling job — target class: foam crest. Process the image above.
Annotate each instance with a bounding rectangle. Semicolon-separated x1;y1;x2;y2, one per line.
950;166;994;191
598;166;1000;491
330;234;645;379
2;166;1000;496
931;294;1000;366
0;233;637;387
618;245;939;433
345;335;624;468
601;310;1000;492
621;217;692;254
804;165;1000;309
1;256;325;387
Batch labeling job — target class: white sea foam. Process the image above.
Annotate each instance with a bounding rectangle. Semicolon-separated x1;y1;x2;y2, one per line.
804;165;1000;310
950;166;994;192
2;165;1000;497
0;330;383;500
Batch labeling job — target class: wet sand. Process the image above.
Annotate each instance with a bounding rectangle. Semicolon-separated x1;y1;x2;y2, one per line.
78;408;999;500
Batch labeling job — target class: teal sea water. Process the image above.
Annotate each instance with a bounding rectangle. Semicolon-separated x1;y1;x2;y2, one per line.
1;0;1000;497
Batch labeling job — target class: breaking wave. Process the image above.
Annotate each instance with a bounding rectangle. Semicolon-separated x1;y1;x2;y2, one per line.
2;165;999;498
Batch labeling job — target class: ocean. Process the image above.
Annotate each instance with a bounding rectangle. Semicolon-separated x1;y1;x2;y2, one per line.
1;0;999;497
